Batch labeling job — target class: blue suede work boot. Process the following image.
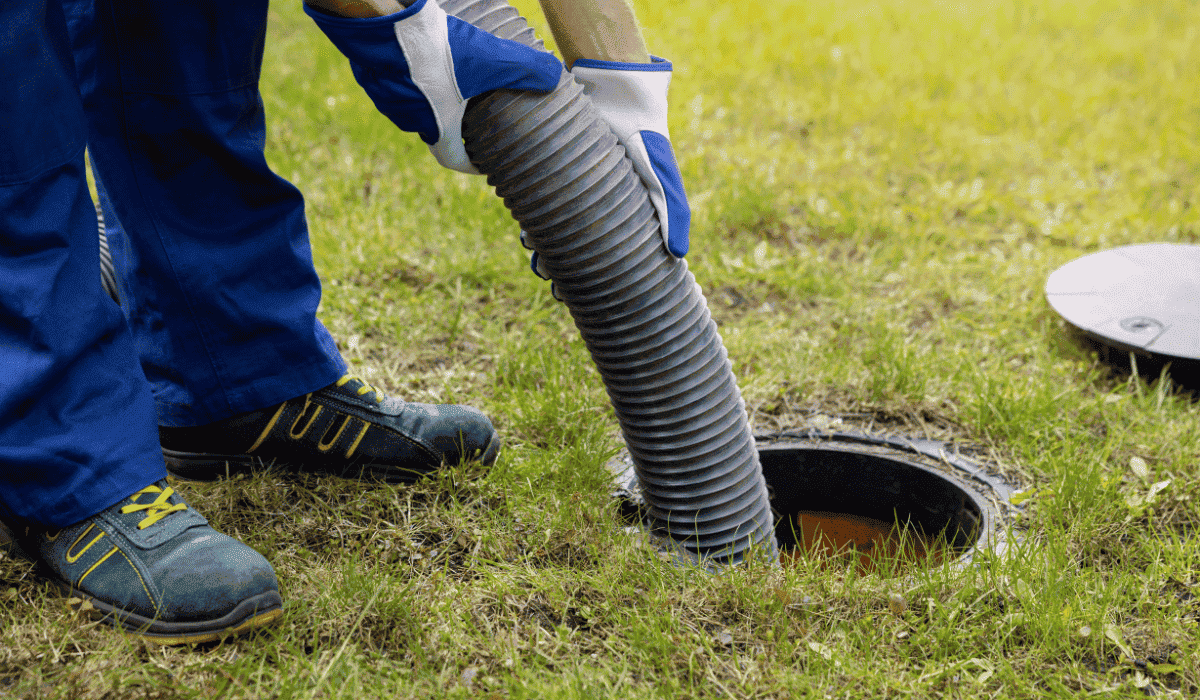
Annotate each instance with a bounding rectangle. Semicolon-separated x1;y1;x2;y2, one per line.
160;374;501;483
16;480;282;645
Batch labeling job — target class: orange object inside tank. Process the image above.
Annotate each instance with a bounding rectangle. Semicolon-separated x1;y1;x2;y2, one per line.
783;511;946;571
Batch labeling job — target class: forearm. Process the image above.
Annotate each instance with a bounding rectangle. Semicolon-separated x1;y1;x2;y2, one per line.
308;0;650;68
304;0;407;18
536;0;649;68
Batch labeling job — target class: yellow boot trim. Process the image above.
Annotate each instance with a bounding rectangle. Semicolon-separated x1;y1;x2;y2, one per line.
317;414;352;452
120;485;187;529
246;402;288;454
336;373;383;403
289;396;323;439
76;546;120;587
65;524;104;564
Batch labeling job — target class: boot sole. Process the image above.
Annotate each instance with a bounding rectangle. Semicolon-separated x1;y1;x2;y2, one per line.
57;584;284;645
163;432;501;483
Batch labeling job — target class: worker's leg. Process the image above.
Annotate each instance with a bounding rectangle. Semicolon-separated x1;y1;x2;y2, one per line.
0;0;164;528
66;0;498;481
72;0;346;428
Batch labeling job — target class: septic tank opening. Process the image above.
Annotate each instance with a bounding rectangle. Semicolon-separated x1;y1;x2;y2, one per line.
612;430;1013;571
759;442;985;571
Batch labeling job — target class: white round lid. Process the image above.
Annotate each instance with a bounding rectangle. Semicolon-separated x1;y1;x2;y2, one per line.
1045;243;1200;360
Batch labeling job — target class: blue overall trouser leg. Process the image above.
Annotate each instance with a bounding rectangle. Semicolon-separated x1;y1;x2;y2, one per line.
64;0;345;428
0;0;166;528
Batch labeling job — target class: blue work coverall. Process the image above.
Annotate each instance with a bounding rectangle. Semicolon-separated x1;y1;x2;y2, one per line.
1;0;344;527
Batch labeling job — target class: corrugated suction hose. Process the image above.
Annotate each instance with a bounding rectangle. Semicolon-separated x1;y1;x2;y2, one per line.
440;0;778;565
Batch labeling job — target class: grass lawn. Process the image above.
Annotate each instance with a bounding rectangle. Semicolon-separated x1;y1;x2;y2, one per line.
4;0;1200;697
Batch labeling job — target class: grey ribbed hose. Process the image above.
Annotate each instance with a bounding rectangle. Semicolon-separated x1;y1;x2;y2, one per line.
440;0;777;565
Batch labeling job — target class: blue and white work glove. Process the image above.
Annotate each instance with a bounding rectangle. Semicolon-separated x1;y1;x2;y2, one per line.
572;56;691;258
524;56;692;297
307;0;563;174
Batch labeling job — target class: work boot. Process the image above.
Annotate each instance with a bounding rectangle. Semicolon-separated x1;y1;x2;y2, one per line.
160;373;500;483
9;480;282;645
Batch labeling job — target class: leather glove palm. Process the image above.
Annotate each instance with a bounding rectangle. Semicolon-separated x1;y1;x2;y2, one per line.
573;56;690;258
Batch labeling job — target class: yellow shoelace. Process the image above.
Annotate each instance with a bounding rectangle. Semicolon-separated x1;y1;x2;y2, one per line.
120;485;188;530
336;373;383;404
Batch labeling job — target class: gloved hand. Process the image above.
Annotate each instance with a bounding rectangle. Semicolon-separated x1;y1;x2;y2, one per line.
571;56;690;257
307;0;563;173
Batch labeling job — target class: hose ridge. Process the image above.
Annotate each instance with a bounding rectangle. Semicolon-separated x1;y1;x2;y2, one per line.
448;0;778;565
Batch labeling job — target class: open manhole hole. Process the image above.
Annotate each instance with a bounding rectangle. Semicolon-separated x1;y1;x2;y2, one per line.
612;430;1016;571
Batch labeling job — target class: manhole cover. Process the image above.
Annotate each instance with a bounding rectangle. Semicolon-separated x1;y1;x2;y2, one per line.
1046;243;1200;384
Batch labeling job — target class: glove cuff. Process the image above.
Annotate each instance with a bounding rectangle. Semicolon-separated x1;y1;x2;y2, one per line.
303;0;424;30
572;55;672;72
